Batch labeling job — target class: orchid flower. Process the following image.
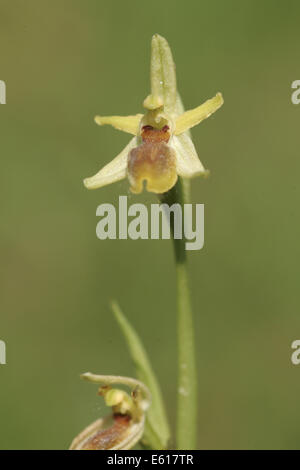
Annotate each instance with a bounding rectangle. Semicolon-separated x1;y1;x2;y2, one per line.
84;34;223;194
70;374;151;450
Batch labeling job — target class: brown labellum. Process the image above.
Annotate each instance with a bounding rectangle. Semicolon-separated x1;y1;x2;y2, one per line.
127;125;177;194
69;413;144;450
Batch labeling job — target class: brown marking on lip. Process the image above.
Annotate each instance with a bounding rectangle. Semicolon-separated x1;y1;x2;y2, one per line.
128;140;177;194
81;414;131;450
141;125;170;143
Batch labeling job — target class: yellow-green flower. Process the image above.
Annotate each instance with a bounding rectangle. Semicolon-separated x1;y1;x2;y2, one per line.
84;34;223;194
70;374;151;450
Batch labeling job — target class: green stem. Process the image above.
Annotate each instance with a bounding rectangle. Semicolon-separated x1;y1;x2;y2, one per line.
160;178;197;450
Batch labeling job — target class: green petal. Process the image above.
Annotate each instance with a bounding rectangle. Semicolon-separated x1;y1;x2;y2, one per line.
175;93;224;135
95;114;143;136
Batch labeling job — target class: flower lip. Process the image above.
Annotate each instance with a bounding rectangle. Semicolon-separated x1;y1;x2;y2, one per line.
127;139;177;194
78;414;131;450
70;413;145;450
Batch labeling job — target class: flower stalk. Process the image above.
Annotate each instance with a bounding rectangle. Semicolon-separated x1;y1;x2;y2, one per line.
160;178;197;449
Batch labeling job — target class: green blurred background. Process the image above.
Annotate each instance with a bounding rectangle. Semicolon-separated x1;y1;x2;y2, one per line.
1;0;300;449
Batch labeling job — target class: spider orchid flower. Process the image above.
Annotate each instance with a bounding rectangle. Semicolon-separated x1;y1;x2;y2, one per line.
70;374;151;450
84;34;223;195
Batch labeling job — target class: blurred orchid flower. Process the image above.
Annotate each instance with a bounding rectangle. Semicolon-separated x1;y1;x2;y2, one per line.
70;374;151;450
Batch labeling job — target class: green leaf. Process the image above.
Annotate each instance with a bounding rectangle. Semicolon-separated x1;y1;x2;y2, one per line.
111;300;170;449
